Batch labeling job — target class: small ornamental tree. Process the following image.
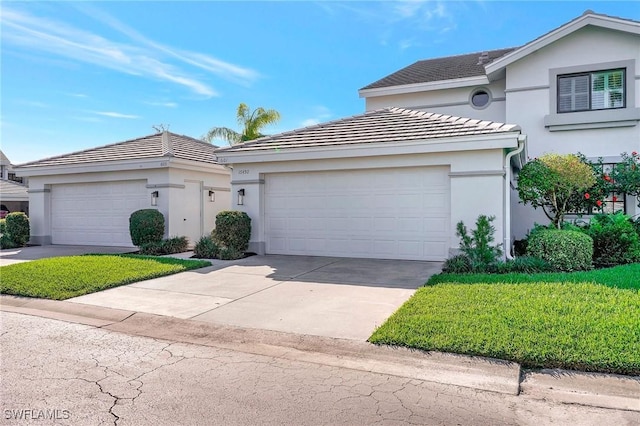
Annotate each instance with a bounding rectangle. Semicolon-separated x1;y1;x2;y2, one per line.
517;154;596;228
569;153;615;213
612;151;640;208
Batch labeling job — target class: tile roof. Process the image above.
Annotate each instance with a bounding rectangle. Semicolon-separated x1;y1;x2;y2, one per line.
0;180;28;200
361;11;639;92
17;132;219;168
360;47;518;90
216;107;520;153
486;11;640;73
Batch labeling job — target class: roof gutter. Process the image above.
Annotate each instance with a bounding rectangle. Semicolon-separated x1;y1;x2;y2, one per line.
503;134;526;260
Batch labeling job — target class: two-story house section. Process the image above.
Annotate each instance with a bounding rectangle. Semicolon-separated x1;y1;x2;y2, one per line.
359;11;640;239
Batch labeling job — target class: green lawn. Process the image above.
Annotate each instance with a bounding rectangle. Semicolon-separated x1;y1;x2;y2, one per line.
369;264;640;375
429;263;640;289
0;255;211;300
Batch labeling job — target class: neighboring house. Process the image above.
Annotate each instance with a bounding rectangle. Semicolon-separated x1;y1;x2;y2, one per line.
0;180;29;218
0;150;27;185
0;150;29;217
217;10;639;261
14;132;231;247
359;10;640;239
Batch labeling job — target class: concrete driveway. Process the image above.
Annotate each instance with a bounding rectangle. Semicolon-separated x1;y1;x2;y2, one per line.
0;245;134;266
69;255;442;340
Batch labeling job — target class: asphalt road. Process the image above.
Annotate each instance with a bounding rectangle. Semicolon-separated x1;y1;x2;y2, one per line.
1;312;637;426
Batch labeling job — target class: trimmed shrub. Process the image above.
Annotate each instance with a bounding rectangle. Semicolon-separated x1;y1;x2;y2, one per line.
0;234;17;249
139;236;189;255
5;212;30;246
0;218;6;235
442;254;473;274
129;209;165;246
218;246;243;260
583;212;640;267
526;229;593;272
633;217;640;237
215;211;251;253
194;236;219;259
455;215;502;272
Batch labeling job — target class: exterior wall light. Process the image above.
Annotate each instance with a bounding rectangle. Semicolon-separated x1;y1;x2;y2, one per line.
208;190;215;202
237;189;245;205
151;191;159;206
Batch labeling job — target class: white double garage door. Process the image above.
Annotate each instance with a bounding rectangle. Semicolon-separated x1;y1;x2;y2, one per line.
51;181;148;247
265;166;450;261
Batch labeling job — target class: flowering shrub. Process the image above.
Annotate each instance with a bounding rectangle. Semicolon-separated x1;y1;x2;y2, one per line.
572;154;618;214
517;154;596;228
612;151;640;208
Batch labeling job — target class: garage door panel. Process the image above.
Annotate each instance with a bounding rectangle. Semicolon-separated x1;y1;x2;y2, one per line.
265;167;450;261
51;181;147;247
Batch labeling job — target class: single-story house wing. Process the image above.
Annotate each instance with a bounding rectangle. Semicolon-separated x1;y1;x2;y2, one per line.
15;131;230;247
216;107;526;261
0;179;29;216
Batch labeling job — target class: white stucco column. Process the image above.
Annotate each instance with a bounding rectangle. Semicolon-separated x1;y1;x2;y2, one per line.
230;168;265;255
26;186;51;245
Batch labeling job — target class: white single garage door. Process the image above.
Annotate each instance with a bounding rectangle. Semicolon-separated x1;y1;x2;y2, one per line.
51;180;148;246
265;167;450;261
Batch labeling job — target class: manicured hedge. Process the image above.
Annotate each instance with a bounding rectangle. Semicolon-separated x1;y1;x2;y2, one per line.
526;229;593;271
129;209;165;246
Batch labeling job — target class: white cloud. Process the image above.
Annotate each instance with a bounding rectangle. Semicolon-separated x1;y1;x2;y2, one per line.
145;101;178;108
67;93;88;98
0;6;260;97
301;118;321;127
94;111;140;119
316;0;456;50
74;3;260;85
300;105;332;127
70;116;102;123
399;39;417;50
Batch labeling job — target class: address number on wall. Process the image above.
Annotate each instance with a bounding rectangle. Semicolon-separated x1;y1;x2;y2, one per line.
238;169;250;175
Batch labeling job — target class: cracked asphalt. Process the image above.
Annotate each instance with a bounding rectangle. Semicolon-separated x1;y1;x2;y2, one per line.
1;312;638;425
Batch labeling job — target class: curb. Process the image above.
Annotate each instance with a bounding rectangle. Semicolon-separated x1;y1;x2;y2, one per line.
2;295;639;411
521;369;640;412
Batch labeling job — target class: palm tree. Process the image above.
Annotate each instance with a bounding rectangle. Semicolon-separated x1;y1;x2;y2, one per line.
203;103;281;145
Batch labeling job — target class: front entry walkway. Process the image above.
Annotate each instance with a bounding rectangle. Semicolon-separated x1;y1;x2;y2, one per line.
68;255;442;340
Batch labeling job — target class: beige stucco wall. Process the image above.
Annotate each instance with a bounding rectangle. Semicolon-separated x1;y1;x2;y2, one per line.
24;162;230;246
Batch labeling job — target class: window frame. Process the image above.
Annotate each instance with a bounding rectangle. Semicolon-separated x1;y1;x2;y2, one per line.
557;68;626;114
544;59;638;131
567;161;627;216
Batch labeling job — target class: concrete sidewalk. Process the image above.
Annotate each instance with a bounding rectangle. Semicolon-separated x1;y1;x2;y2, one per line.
67;255;442;340
2;295;639;413
0;244;133;266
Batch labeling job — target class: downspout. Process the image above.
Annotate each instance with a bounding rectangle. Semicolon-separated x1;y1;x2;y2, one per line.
503;134;526;260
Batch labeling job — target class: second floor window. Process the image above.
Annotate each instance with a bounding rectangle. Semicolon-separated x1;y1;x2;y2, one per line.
558;69;625;113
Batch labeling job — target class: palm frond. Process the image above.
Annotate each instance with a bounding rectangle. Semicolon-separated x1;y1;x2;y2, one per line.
204;127;242;145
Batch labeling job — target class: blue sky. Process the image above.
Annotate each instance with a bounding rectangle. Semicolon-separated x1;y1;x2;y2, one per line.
2;1;638;164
